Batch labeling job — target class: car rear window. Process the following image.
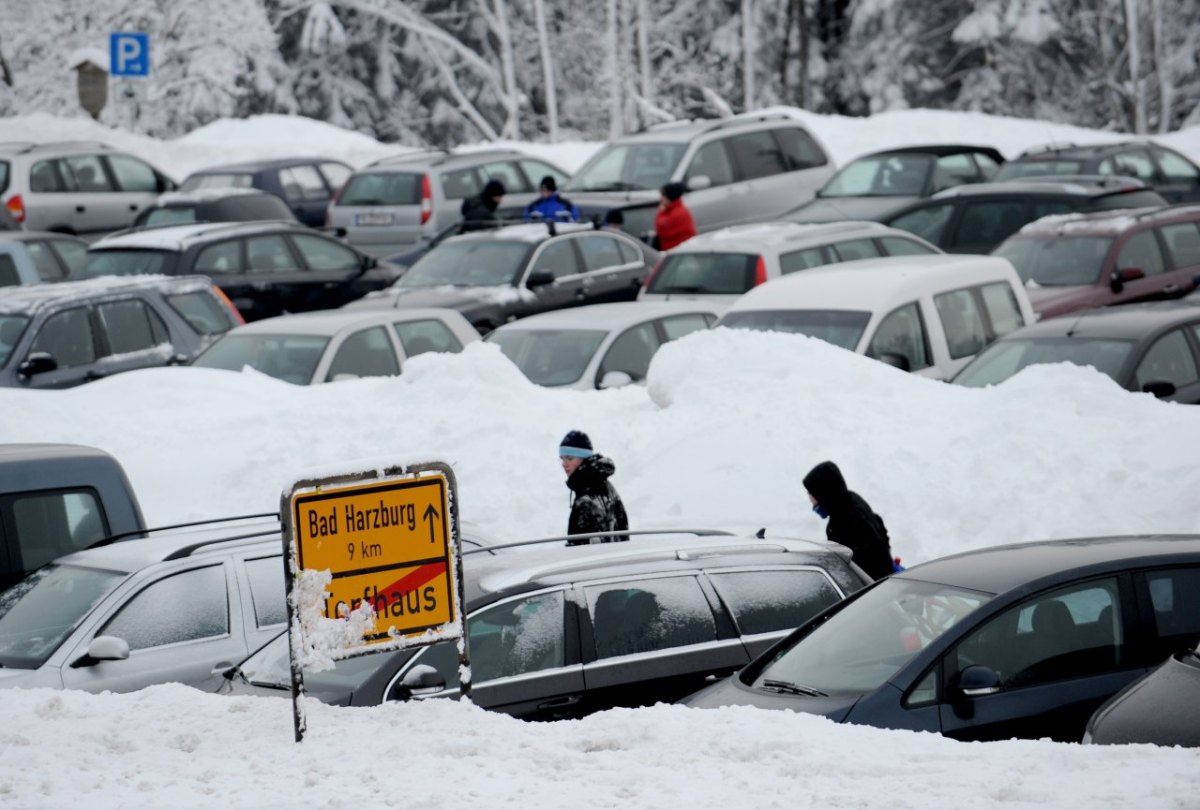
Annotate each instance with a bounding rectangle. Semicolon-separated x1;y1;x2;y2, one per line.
180;173;254;192
338;172;422;206
708;569;842;635
486;328;607;386
720;309;870;351
647;252;757;295
144;206;200;227
167;290;238;335
78;249;172;279
992;160;1084;181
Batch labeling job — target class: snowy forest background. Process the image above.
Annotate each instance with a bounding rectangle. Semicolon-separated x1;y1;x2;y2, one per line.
1;0;1198;149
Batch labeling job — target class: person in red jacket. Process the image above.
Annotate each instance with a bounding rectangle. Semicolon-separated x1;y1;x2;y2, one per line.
654;181;696;251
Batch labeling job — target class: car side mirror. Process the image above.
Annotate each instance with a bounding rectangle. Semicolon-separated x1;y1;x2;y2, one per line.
18;352;57;378
527;269;555;289
398;664;447;698
1142;380;1177;399
598;370;634;389
1110;266;1145;293
70;635;130;668
686;175;712;191
954;664;1001;699
361;253;378;272
876;352;911;373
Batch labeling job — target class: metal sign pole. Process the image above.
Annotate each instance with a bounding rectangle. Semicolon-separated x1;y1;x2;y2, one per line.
280;491;307;743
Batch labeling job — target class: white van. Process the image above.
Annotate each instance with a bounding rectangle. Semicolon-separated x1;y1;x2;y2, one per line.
716;254;1036;379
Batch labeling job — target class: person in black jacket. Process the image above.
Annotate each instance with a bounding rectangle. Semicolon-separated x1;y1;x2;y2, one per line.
460;179;506;231
559;430;629;545
802;460;895;580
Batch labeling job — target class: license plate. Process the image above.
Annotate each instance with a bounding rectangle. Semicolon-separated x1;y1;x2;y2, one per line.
355;212;394;226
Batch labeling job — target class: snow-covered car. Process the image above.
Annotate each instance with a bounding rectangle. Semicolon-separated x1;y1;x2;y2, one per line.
485;301;719;389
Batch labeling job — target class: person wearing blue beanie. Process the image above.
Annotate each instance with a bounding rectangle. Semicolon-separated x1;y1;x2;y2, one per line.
559;430;628;545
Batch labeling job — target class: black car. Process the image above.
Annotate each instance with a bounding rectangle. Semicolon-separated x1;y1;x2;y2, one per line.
1083;642;1200;747
76;221;403;321
179;158;353;228
681;535;1200;743
993;141;1200;203
345;222;657;334
786;144;1004;224
882;177;1168;254
214;530;871;719
953;300;1200;403
131;188;298;229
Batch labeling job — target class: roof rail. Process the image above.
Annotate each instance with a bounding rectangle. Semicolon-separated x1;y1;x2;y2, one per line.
87;511;279;550
1018;141;1080;157
367;148;448;168
461;528;736;556
0;141;38;153
430;148;521;167
641;118;702;133
698;112;795;136
162;528;283;561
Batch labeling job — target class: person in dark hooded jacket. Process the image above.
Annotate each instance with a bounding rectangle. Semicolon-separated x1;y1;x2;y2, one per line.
802;460;895;580
559;430;628;545
460;179;506;231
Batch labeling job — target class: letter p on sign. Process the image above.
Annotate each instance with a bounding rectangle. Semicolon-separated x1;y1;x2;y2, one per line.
109;33;150;77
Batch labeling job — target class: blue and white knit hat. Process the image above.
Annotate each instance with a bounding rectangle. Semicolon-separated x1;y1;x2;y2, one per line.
559;430;594;458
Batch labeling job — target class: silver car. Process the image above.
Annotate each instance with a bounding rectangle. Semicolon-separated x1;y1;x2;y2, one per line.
328;149;572;258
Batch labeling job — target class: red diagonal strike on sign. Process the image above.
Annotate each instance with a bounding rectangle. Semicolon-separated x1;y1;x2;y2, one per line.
380;561;447;597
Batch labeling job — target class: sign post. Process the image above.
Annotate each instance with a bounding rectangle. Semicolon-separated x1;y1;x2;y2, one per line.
109;32;149;131
281;461;465;743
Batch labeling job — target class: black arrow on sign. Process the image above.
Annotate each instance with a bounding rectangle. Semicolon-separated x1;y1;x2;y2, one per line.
424;504;440;543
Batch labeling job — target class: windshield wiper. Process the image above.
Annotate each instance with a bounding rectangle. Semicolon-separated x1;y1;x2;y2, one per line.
761;678;827;697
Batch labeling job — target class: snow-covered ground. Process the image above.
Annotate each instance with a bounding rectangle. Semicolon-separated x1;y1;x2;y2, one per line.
2;109;1200;808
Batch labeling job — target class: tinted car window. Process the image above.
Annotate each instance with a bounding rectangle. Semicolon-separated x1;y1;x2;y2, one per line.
1134;330;1198;389
393;319;463;357
49;240;88;276
442;168;481;200
0;255;17;286
324;326;400;381
63;155;113;192
292;234;359;271
279;166;328;202
26;241;67;281
487;328;606;386
708;569;841;635
881;236;938;256
339;172;422;206
0;315;29;365
530;239;582;279
97;299;169;354
775;128;825;170
400;241;532;288
935;289;988;360
660;313;712;340
979;282;1025;337
1161;223;1200;267
194;241;243;274
101;565;229;650
578;235;626;272
648;252;756;295
950;200;1026;250
79;250;171;278
831;239;882;262
244;557;287;627
167;290;237;336
107;155;159;192
1144;568;1200;660
685;141;735;187
31;307;96;366
586;576;716;659
728;131;787;180
1111;150;1157;183
597;322;660;382
720;309;870;350
10;490;108;570
1116;230;1166;275
779;247;827;274
30;160;65;192
867;302;930;370
245;235;297;272
0;564;124;667
889;202;954;244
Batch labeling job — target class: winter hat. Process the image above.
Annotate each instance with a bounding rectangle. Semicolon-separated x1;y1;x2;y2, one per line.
559;430;594;459
605;208;625;226
540;175;558;193
661;181;686;202
482;179;507;198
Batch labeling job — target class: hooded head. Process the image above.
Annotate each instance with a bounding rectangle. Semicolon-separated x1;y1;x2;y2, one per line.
540;175;558;194
802;461;849;512
661;181;686;203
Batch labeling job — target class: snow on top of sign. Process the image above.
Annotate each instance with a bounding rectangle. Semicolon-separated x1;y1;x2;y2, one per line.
67;48;109;71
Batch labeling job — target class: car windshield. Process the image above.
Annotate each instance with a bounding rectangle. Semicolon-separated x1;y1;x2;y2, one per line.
719;309;871;351
78;249;172;279
564;143;686;192
180;173;254;192
0;564;126;668
647;253;757;295
338;172;421;207
192;334;331;385
0;314;30;367
237;631;390;692
486;328;608;385
993;160;1085;181
397;240;533;288
753;578;992;695
820;154;933;197
952;338;1134;387
994;236;1114;286
143;207;199;227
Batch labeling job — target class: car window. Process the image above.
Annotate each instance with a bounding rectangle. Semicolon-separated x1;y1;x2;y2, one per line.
1116;230;1166;276
29;159;66;192
707;569;841;636
518;160;569;192
566;143;685;192
586;576;717;659
728;131;787;180
615;238;641;264
880;236;939;257
0;564;125;668
954;578;1124;690
486;328;606;386
953;338;1133;388
26;241;66;281
325;326;400;381
30;307;97;367
831;238;882;262
779;247;828;274
597;322;660;383
578;234;627;272
480;161;528;194
279;166;328;201
719;309;870;350
318;162;352;191
1030;199;1074;218
9;489;108;570
1142;567;1200;661
888;202;954;244
934;289;988;360
394;318;464;358
0;254;17;286
1;315;31;363
866;302;930;370
949;200;1027;250
97;299;170;354
244;557;287;628
647;252;757;294
1159;223;1200;268
291;234;360;271
774;128;826;170
101;565;229;650
49;239;88;276
106;155;159;192
994;235;1114;286
685;141;735;187
932;154;977;192
979;282;1026;338
166;290;237;336
180;173;253;192
62;155;114;192
1134;329;1198;389
338;172;421;206
1110;149;1157;183
245;235;297;272
194;240;244;274
399;241;532;288
1153;149;1200;183
194;334;329;384
660;313;712;340
530;239;582;279
441;167;482;201
973;152;1000;177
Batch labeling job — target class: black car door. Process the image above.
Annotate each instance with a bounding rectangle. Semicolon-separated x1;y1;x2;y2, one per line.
285;233;372;311
189;238;265;321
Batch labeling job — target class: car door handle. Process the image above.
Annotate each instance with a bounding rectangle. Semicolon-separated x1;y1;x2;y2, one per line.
84;369;107;381
537;695;582;710
1162;284;1179;294
129;204;139;211
75;205;86;212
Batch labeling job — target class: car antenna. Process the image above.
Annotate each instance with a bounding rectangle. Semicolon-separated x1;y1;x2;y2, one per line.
1065;313;1084;337
755;527;766;539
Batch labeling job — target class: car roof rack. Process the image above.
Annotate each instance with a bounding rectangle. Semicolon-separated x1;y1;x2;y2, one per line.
698;112;794;136
87;511;279;550
462;528;736;556
1017;141;1081;157
367;148;449;167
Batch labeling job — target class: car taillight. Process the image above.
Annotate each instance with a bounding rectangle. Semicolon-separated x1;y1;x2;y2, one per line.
753;255;767;286
420;174;432;225
213;286;245;326
5;194;24;224
642;255;666;291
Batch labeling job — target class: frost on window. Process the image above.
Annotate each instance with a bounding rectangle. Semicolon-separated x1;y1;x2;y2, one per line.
587;576;716;659
470;591;565;683
244;556;287;627
101;565;228;650
708;570;841;636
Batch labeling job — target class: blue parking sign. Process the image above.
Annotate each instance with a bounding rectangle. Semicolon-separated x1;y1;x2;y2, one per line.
110;32;150;77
